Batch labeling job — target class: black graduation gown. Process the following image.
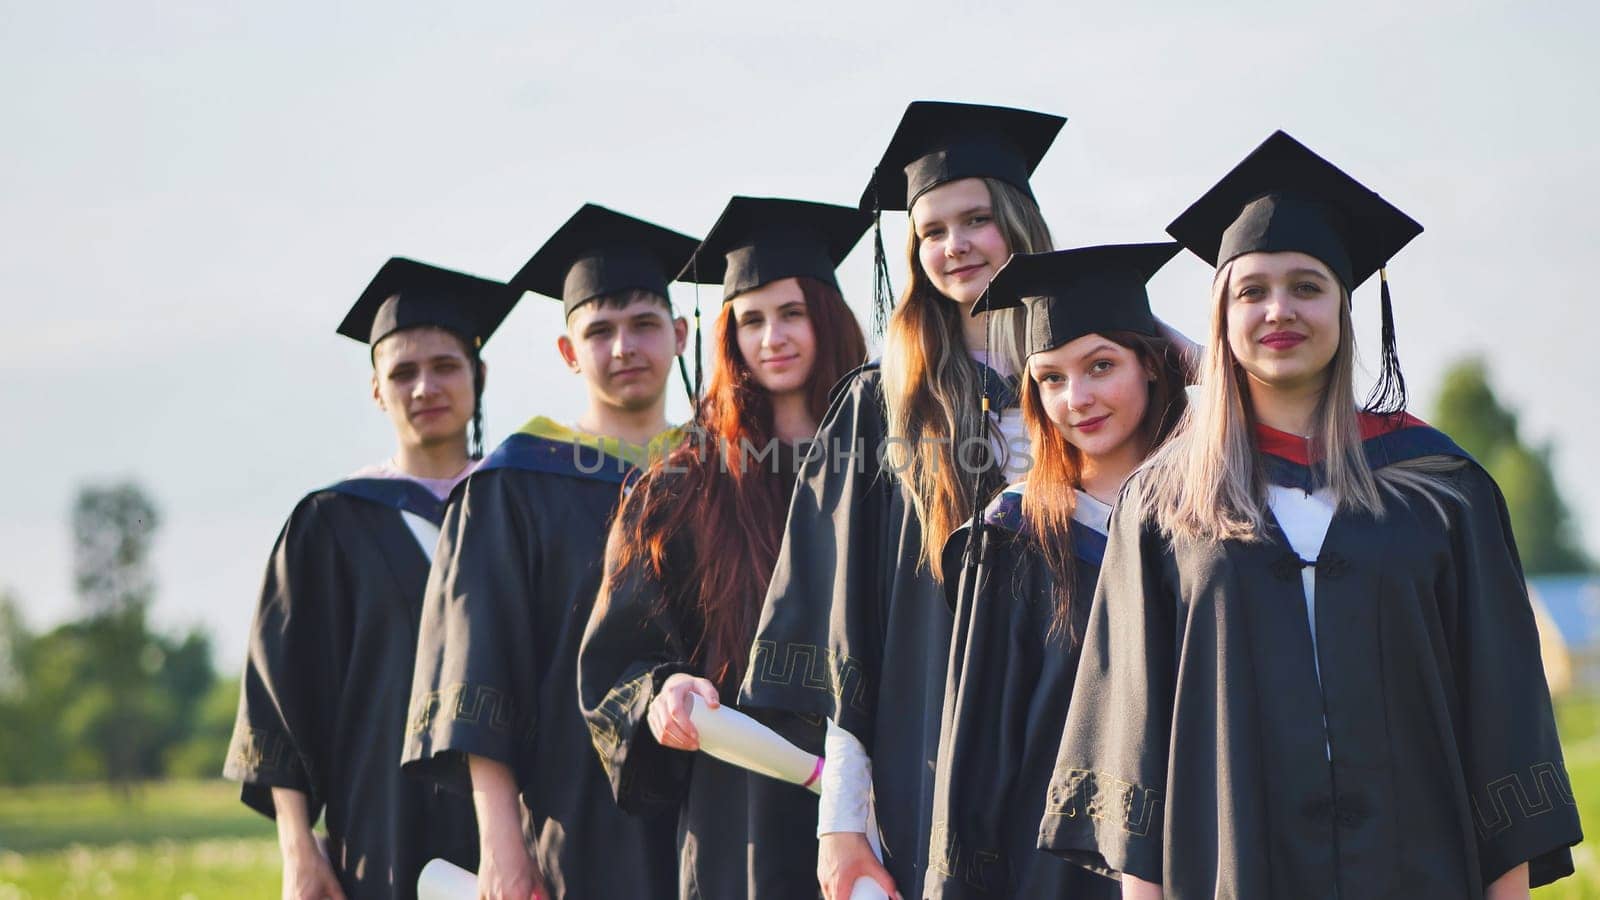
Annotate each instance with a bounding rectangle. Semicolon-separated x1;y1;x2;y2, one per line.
736;364;1008;898
401;429;679;900
1041;419;1584;898
578;446;824;900
927;489;1117;899
225;478;479;900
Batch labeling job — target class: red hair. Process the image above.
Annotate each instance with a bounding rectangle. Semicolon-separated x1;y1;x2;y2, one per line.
605;277;866;689
1020;331;1187;640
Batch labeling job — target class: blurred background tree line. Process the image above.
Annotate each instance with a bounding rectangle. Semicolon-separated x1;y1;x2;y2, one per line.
0;484;237;787
0;354;1591;788
1432;356;1593;574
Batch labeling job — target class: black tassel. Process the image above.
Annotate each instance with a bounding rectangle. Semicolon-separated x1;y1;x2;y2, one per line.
959;399;988;573
871;180;894;339
961;283;996;577
676;353;695;414
680;260;705;424
1361;267;1408;415
692;302;704;422
469;355;486;459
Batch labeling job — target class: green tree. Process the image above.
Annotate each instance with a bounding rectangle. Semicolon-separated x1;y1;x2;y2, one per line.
1432;357;1593;574
1432;357;1519;462
0;589;23;698
0;606;79;784
71;482;166;788
73;483;160;618
0;589;47;783
167;675;241;778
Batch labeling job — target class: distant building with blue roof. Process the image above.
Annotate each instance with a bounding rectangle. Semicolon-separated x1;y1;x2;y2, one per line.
1529;574;1600;695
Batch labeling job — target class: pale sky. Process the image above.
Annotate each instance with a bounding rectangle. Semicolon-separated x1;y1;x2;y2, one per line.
3;0;1596;663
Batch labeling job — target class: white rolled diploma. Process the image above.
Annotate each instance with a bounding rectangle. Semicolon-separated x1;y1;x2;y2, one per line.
686;699;890;900
686;697;823;792
416;858;477;900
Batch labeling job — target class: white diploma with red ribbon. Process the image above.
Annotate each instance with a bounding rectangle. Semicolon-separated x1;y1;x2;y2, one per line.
688;699;889;900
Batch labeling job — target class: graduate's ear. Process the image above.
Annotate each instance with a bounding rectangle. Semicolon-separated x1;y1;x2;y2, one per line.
556;334;581;373
673;315;689;355
370;370;385;410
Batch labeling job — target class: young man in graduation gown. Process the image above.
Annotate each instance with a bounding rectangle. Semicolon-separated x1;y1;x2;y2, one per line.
226;258;510;900
402;204;696;900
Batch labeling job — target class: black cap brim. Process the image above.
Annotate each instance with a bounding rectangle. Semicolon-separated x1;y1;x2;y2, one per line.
680;196;872;302
337;257;515;350
859;100;1066;213
1166;131;1422;290
508;204;699;316
981;242;1179;355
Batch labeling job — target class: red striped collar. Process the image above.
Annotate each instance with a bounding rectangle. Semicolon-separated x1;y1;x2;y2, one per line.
1254;411;1428;465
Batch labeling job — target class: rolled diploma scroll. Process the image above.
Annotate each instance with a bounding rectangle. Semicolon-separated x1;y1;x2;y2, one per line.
416;858;477;900
687;697;821;790
688;699;889;900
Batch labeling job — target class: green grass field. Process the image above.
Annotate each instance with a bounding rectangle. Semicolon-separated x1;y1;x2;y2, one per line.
0;780;278;898
0;701;1596;899
0;839;280;899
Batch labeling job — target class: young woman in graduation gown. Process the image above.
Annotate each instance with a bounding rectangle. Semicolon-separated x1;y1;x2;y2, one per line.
226;259;507;900
579;197;870;899
927;243;1188;899
402;206;700;900
1041;131;1583;899
734;102;1066;900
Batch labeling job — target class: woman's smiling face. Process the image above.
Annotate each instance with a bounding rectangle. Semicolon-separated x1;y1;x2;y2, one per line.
1225;251;1343;394
910;177;1012;306
1029;332;1151;461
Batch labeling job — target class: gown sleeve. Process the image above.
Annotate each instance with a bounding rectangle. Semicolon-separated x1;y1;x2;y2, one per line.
224;496;345;822
576;477;694;814
1037;476;1176;884
402;471;539;793
1444;464;1583;888
738;370;890;751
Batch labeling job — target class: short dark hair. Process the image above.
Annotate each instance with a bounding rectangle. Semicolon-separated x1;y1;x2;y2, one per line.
579;288;674;316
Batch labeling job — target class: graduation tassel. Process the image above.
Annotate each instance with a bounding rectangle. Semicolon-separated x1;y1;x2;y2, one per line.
469;355;486;459
1361;267;1408;416
676;354;695;414
870;179;895;340
960;286;996;576
693;256;704;418
955;392;989;601
960;398;991;561
692;304;704;422
677;261;705;424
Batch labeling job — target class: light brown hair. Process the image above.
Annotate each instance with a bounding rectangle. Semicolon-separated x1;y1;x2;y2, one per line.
881;178;1053;578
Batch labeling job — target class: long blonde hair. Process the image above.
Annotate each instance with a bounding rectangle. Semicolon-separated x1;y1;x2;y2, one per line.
882;177;1053;577
1141;257;1461;543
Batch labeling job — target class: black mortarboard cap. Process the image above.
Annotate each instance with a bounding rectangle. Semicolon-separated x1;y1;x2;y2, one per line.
859;101;1066;213
679;197;872;302
508;204;700;317
1168;130;1423;414
337;257;515;351
980;243;1180;356
1166;130;1422;291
